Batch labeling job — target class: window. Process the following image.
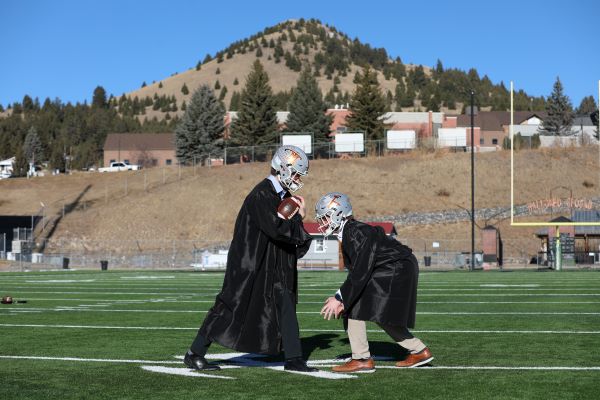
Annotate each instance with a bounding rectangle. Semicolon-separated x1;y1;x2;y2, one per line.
480;138;484;145
314;239;326;253
124;159;130;164
166;159;172;166
492;138;498;145
109;159;116;164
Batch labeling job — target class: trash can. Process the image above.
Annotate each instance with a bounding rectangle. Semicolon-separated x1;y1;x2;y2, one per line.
424;256;432;267
100;260;108;271
62;257;70;269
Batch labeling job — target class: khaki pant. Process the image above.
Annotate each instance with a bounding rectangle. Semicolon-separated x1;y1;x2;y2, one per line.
347;319;426;359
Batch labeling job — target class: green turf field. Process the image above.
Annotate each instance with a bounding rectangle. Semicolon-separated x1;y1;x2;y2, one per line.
1;269;599;399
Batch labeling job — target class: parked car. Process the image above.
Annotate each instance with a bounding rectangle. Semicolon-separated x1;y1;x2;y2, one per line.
98;161;141;172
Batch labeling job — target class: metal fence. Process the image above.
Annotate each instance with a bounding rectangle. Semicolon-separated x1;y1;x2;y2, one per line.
2;235;597;272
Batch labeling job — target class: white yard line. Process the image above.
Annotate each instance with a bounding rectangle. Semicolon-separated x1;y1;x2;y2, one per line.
1;355;598;372
2;308;600;316
6;290;600;297
1;324;599;334
13;298;600;305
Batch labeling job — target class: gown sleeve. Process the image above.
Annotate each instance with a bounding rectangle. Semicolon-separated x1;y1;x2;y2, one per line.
247;190;311;246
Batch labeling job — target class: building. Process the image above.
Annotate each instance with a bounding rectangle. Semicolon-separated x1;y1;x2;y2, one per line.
299;221;397;268
536;211;600;265
0;157;14;179
103;133;176;168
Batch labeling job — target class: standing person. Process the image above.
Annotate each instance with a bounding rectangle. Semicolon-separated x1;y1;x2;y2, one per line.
316;192;433;372
184;145;318;373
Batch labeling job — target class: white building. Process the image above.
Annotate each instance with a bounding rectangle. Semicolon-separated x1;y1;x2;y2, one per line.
299;222;398;269
0;157;15;179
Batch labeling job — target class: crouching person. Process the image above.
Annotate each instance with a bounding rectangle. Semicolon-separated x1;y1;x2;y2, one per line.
316;192;433;372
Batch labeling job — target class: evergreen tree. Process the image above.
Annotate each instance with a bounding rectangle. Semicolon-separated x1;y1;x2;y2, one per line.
577;95;597;115
92;86;107;108
230;60;278;145
141;81;147;88
175;85;225;164
23;126;44;164
13;146;29;177
256;47;263;57
158;82;163;89
181;83;189;95
286;68;333;142
229;91;241;111
233;77;239;85
540;77;574;136
219;86;228;102
216;68;221;75
346;66;386;140
214;80;221;90
196;61;202;71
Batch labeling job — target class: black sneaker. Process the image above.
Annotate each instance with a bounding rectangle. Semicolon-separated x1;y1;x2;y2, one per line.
183;352;221;371
284;357;318;372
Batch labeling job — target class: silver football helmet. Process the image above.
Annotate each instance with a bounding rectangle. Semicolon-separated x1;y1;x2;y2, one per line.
315;192;353;237
271;145;309;192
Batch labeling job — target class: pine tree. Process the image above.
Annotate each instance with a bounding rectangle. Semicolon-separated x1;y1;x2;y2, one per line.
219;86;228;101
141;81;147;88
214;80;221;90
346;66;386;140
233;77;239;86
158;82;163;89
23;126;44;164
256;47;263;57
92;86;107;108
181;83;189;95
229;91;241;111
215;68;221;75
286;68;333;143
196;61;202;71
175;85;225;165
230;60;278;146
13;146;29;177
577;95;597;115
540;77;574;136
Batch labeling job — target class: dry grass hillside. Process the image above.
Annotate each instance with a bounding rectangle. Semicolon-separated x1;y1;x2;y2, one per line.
1;146;598;256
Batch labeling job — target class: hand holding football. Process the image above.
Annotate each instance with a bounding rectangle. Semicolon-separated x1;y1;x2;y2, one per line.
277;197;301;220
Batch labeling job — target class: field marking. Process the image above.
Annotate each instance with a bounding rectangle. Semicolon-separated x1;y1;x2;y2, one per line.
141;366;234;379
3;308;600;316
2;355;598;373
14;298;600;305
7;290;600;297
1;324;599;334
6;285;600;292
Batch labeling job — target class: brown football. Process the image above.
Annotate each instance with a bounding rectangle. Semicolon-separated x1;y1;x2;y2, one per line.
1;296;13;304
277;197;300;220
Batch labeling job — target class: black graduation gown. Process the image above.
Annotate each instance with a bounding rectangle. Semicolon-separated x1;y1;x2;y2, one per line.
340;220;418;328
199;178;312;355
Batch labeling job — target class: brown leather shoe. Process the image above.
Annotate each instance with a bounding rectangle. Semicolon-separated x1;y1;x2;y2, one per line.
395;347;434;368
332;358;375;373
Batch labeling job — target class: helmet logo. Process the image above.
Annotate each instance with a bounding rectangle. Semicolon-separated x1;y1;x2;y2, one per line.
285;149;301;166
327;195;342;209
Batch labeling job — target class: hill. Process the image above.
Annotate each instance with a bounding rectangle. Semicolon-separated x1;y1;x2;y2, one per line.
120;19;545;121
1;146;598;258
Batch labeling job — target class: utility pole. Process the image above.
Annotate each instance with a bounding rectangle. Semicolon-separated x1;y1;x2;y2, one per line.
470;90;475;271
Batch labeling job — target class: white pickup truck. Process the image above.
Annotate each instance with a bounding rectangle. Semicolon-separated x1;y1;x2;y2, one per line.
98;161;141;172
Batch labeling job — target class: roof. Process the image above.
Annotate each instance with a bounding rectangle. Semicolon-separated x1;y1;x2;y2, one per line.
573;116;594;126
456;111;547;131
104;133;175;151
536;212;600;236
381;112;445;124
303;221;397;236
227;111;289;125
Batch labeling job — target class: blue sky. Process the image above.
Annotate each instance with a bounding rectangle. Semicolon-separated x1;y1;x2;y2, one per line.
1;0;598;108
